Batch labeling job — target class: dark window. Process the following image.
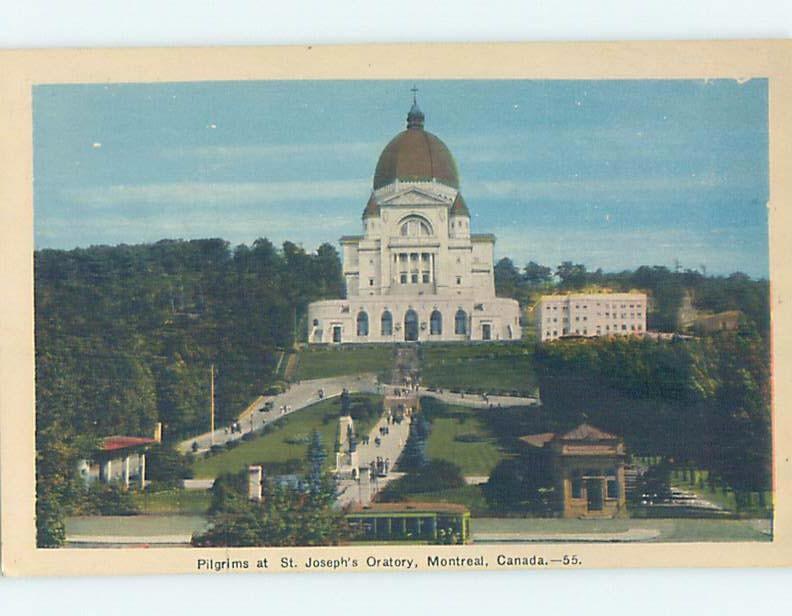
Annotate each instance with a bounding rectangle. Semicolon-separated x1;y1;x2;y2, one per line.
571;473;583;499
455;309;468;335
381;310;393;336
356;311;369;336
430;310;442;335
607;479;619;499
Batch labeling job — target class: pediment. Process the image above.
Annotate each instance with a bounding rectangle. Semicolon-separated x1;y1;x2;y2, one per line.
380;187;452;206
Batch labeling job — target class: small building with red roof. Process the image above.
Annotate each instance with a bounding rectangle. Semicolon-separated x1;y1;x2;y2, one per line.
77;425;160;490
520;423;627;519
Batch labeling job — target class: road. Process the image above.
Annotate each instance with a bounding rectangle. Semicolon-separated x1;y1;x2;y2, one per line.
177;373;380;455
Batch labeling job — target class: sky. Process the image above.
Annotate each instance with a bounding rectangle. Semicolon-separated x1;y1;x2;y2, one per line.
33;79;769;278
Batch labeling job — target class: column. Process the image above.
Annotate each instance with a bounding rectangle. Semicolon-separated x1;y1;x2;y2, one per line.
138;454;146;490
100;459;112;483
248;465;263;502
123;455;130;489
430;253;435;283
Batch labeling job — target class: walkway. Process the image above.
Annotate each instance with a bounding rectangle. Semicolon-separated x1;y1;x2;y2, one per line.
419;388;539;409
177;373;380;455
336;346;418;506
335;412;412;507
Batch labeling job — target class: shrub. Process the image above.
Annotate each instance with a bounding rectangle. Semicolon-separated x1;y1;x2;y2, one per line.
283;434;311;446
454;433;485;443
483;455;554;514
78;482;140;516
378;459;465;501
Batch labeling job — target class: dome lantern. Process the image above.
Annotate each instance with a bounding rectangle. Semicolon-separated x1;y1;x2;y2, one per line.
406;85;425;129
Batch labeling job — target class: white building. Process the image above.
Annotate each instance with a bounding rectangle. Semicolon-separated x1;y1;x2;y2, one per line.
308;98;521;344
536;293;648;342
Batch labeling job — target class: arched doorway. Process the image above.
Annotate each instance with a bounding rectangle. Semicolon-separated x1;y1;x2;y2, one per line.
381;310;393;336
430;310;442;335
404;309;419;342
356;311;369;337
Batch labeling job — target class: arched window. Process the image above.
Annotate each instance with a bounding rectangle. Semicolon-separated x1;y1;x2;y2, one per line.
381;310;393;336
455;309;467;335
430;310;442;335
399;216;433;237
356;311;369;336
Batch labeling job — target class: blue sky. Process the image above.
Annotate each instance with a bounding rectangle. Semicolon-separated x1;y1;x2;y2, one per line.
33;79;769;278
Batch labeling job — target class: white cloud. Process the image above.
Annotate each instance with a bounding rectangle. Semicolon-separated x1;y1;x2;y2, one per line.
466;173;725;201
160;141;380;161
61;179;370;208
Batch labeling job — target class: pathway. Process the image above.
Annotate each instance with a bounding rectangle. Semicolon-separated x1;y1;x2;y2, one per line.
336;346;419;506
419;388;539;408
335;412;412;507
177;373;380;455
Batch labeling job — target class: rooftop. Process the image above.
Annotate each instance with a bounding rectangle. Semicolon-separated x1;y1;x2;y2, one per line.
559;423;619;441
100;436;157;453
347;501;469;515
520;423;621;449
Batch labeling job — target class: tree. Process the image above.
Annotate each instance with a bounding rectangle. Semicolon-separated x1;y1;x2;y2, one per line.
400;413;429;470
195;469;345;547
494;257;521;297
556;261;587;289
483;455;553;513
146;444;194;488
523;261;553;285
306;429;327;498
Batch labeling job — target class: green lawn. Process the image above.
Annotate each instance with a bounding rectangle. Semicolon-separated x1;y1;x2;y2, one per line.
423;403;509;476
294;345;394;380
192;394;383;479
420;342;537;395
132;489;211;515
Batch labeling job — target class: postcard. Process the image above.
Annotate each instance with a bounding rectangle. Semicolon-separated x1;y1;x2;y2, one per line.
1;41;791;576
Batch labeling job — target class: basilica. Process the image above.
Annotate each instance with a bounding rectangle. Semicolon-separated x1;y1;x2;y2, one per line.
308;97;521;344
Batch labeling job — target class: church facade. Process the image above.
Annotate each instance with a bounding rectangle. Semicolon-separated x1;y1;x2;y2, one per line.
308;99;521;344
